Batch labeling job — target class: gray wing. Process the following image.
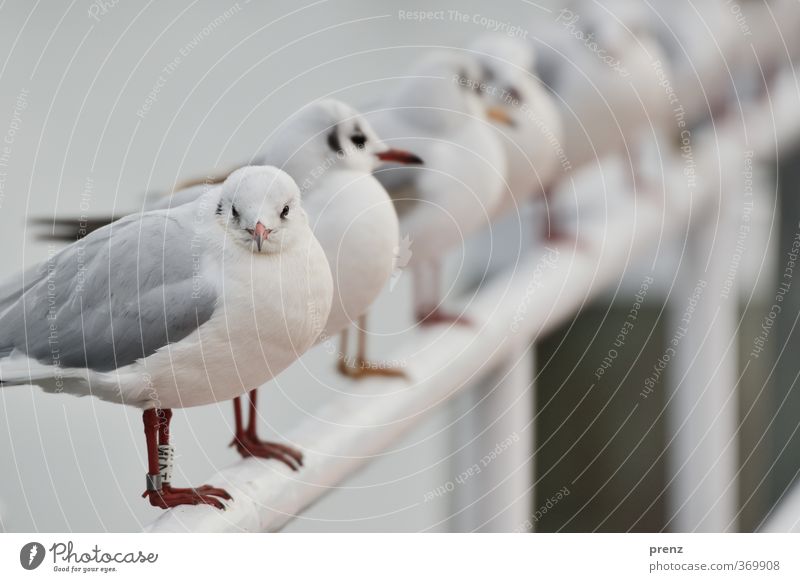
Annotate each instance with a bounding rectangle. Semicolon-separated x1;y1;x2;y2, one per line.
0;210;218;372
374;166;423;219
364;107;428;218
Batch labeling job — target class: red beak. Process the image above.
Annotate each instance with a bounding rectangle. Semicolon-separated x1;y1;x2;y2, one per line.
253;222;271;251
376;148;424;165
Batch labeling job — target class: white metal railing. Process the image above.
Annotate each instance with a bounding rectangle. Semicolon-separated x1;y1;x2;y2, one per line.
146;199;665;532
761;479;800;532
145;29;800;534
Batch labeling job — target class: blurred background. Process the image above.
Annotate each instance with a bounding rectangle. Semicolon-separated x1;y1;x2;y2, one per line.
0;0;799;532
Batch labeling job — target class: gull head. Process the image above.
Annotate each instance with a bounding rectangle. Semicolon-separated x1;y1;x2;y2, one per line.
392;51;492;125
320;100;424;172
265;99;423;184
216;165;307;254
567;0;652;59
470;35;536;128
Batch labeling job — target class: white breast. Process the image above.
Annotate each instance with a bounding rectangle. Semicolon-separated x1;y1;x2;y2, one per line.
557;36;671;167
112;235;333;409
392;120;507;265
303;170;399;336
493;83;564;217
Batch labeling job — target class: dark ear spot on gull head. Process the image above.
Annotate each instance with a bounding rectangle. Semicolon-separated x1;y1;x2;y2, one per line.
327;125;343;155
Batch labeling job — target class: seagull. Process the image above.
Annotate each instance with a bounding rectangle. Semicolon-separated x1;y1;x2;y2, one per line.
1;166;333;509
534;0;672;169
149;102;421;379
645;0;740;123
471;35;563;218
251;100;423;379
34;100;423;443
365;51;508;325
467;34;566;251
161;103;423;381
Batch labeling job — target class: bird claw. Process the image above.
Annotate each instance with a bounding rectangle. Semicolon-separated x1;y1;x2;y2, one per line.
337;359;408;380
231;434;304;471
189;485;233;500
142;484;231;510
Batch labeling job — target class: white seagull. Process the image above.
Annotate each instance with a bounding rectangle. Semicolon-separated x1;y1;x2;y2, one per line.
254;100;423;379
535;0;672;169
471;34;563;218
2;166;333;509
365;51;509;325
150;101;422;380
36;100;423;451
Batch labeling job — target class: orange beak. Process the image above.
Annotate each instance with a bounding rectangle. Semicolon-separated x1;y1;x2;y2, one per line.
253;222;271;251
487;106;516;127
376;148;424;165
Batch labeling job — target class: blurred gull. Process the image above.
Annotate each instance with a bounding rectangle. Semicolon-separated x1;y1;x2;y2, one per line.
365;50;508;325
646;0;741;123
535;0;672;169
471;33;567;251
459;34;565;283
1;166;333;508
471;34;564;218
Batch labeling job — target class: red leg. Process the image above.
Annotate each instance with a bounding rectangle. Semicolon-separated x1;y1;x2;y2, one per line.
230;390;304;470
415;260;473;327
537;186;581;246
416;307;473;327
141;408;231;509
158;409;230;501
336;328;357;376
246;389;258;438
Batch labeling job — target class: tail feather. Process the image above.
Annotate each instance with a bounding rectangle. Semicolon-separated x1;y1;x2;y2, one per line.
0;353;89;388
29;166;240;243
29;216;118;242
176;170;230;191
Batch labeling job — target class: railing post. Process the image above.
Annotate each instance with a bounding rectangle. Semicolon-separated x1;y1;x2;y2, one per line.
449;341;536;532
664;153;741;531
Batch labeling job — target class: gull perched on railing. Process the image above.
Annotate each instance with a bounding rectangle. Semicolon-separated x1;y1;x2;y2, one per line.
469;34;564;252
1;166;333;509
534;0;672;169
33;100;424;451
162;101;424;384
471;34;564;219
365;50;509;325
457;34;565;285
645;0;742;123
250;100;423;380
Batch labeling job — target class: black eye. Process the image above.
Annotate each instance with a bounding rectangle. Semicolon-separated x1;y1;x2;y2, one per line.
280;205;290;219
231;205;240;220
506;87;522;104
351;133;367;149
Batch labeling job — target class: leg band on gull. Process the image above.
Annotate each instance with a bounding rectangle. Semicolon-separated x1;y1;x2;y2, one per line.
158;444;175;483
146;473;163;492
